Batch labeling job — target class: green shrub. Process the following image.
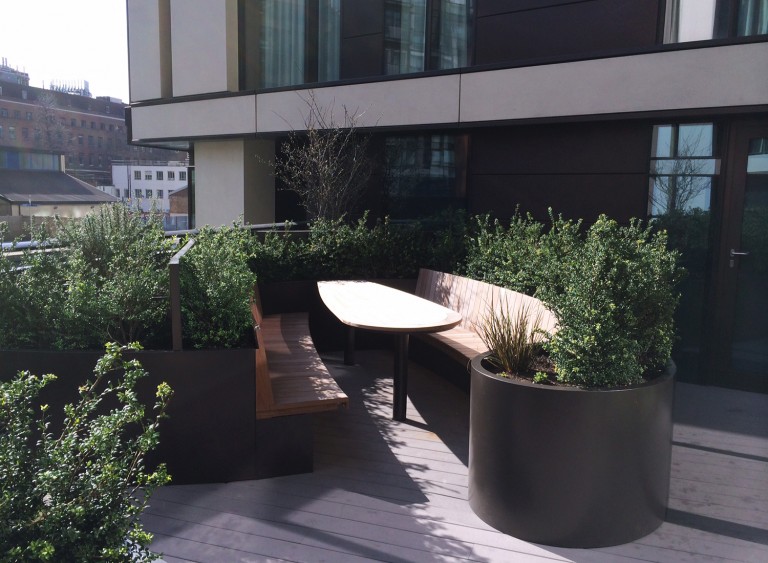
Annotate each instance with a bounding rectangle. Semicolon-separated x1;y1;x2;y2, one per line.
180;225;257;349
463;211;581;297
540;216;683;387
249;213;453;282
57;205;173;347
0;205;173;350
0;343;172;562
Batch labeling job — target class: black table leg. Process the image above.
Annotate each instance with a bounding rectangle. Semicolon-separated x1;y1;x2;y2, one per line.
344;326;356;365
393;333;409;421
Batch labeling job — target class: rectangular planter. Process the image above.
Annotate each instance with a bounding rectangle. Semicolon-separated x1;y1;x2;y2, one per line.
0;348;312;485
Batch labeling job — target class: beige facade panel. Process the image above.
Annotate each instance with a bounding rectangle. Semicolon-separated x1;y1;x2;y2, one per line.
127;0;171;102
131;95;257;141
169;0;238;97
194;139;275;227
460;43;768;123
255;75;462;134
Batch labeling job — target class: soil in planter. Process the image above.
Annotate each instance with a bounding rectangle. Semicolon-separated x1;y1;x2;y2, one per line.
482;354;667;388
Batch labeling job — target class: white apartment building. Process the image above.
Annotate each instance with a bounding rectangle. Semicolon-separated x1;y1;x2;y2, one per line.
111;161;189;213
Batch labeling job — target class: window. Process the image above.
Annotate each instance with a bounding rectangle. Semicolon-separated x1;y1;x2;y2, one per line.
98;137;103;148
145;172;152;180
665;0;768;42
0;108;8;117
109;124;114;131
71;118;77;127
13;110;20;119
167;171;175;180
134;189;142;199
431;0;471;70
26;112;33;120
146;189;153;198
88;135;94;147
245;0;340;88
385;0;427;74
157;189;164;199
384;133;465;219
384;0;470;75
0;126;3;139
22;128;28;139
100;123;105;130
81;120;86;128
90;121;96;129
156;171;164;181
648;123;719;216
179;171;187;181
134;170;142;180
8;127;15;140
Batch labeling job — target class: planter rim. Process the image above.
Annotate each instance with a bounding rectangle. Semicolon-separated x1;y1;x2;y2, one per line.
470;353;676;393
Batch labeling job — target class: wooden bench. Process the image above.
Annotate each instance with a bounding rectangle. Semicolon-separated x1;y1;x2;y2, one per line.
414;268;558;368
251;286;348;420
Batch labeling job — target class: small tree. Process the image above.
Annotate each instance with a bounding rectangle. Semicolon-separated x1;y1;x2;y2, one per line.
271;92;374;221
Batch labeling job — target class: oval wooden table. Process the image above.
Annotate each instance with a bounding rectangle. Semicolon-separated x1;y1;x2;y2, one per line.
318;280;462;421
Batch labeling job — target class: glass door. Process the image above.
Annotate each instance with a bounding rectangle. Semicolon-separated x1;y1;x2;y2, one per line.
711;120;768;392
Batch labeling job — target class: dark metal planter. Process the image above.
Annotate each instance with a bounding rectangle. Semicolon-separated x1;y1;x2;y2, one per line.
0;348;313;485
468;354;675;548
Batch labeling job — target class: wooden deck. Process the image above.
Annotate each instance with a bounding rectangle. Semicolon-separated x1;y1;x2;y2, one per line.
144;350;768;562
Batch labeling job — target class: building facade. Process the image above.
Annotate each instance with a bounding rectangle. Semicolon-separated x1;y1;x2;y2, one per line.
0;59;185;186
125;0;768;392
109;160;190;229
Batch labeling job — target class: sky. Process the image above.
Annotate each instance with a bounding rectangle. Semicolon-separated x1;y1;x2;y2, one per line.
0;0;129;102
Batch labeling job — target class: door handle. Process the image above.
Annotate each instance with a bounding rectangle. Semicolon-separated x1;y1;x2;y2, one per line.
729;248;750;268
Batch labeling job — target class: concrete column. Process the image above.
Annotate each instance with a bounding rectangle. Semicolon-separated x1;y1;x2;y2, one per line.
194;139;276;227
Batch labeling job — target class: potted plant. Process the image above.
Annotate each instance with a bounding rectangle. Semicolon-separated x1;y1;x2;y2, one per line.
468;215;683;548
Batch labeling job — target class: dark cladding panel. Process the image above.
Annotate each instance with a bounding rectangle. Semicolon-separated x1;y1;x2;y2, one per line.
475;0;660;65
477;0;585;17
468;174;649;224
471;122;653;175
341;33;384;79
342;0;383;37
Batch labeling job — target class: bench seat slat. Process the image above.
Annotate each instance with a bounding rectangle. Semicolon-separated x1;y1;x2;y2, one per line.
252;290;348;420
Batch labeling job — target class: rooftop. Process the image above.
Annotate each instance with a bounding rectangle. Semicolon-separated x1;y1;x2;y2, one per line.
0;169;118;204
144;350;768;562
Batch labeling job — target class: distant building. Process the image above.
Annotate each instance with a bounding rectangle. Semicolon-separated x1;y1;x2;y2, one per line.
109;161;190;230
0;146;117;239
168;186;189;231
0;59;186;187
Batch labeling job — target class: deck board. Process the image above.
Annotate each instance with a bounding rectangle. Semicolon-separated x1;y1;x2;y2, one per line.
145;350;768;562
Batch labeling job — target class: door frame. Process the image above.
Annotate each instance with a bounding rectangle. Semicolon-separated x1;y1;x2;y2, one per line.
706;118;768;393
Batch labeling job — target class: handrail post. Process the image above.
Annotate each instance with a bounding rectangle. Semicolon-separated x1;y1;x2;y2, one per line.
169;238;196;351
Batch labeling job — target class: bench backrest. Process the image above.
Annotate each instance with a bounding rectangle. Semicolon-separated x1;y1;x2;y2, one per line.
250;285;275;412
416;268;558;337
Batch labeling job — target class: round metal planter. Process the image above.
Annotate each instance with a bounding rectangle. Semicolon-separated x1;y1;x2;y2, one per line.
468;354;675;548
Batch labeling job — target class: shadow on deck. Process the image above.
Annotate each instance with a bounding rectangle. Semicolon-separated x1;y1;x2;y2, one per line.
144;350;768;562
